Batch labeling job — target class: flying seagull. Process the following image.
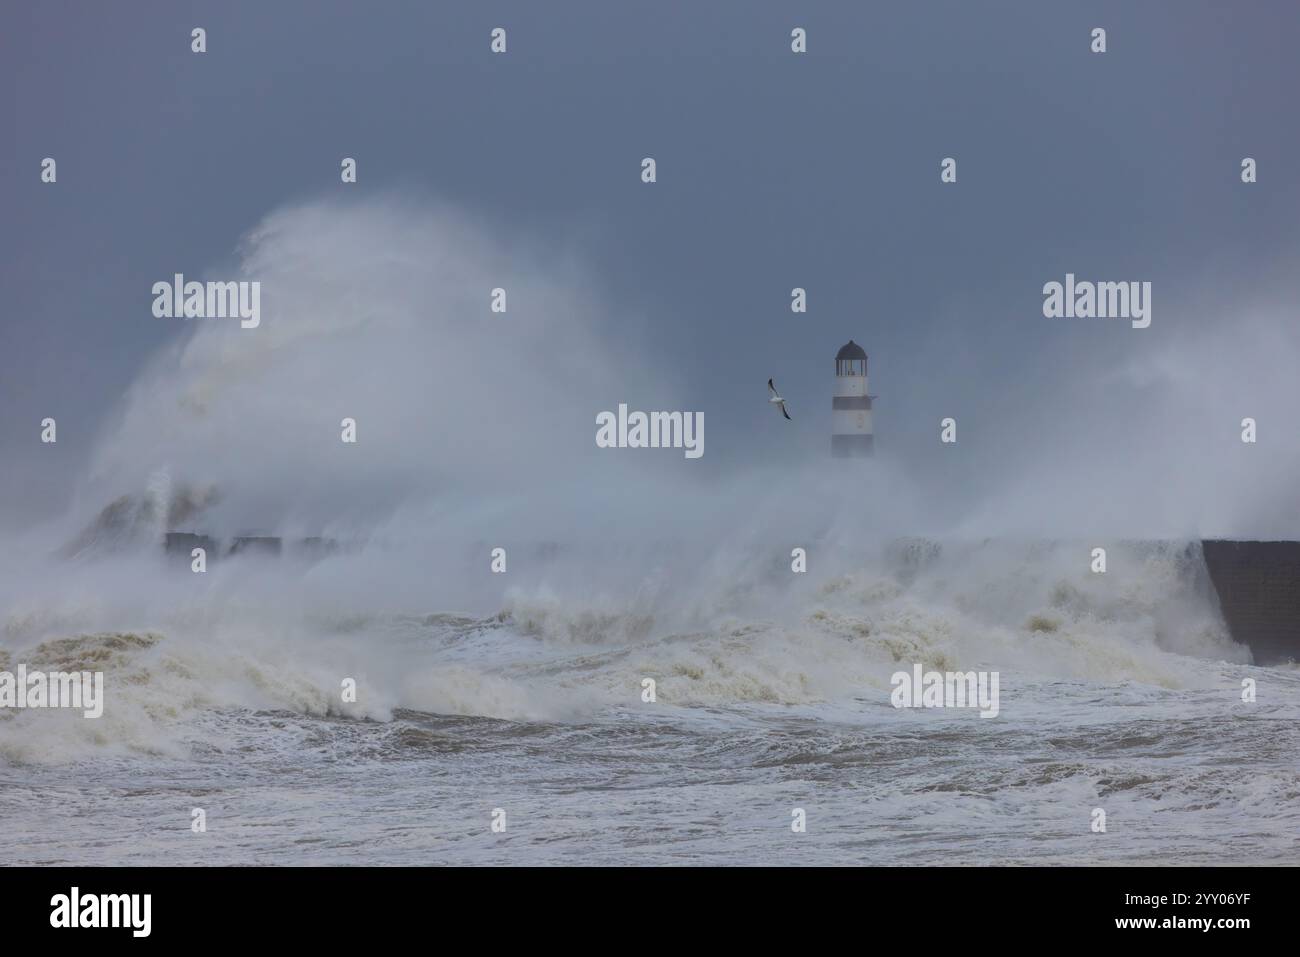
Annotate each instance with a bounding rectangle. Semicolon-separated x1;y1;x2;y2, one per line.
768;379;792;420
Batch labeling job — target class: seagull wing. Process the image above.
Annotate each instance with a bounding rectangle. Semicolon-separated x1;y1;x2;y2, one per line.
768;378;777;395
780;401;791;420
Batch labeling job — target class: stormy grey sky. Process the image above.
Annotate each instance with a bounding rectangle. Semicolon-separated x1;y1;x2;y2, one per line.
2;0;1299;538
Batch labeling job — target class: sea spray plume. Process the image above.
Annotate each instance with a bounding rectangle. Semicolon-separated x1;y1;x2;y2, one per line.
65;196;1300;563
75;196;670;541
58;477;220;559
937;290;1300;541
62;192;942;594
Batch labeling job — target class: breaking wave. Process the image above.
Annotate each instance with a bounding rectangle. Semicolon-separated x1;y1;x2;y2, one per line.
0;536;1251;765
0;197;1272;770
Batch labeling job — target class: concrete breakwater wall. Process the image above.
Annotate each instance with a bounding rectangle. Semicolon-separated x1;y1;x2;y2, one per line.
163;533;334;562
1201;541;1300;666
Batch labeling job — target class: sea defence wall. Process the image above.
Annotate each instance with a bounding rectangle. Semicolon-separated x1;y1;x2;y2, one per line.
1201;541;1300;665
163;533;336;562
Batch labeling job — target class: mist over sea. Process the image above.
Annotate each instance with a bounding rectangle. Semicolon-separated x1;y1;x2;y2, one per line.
2;200;1299;865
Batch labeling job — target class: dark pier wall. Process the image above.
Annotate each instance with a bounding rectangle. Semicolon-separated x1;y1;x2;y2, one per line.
1201;541;1300;665
164;532;216;557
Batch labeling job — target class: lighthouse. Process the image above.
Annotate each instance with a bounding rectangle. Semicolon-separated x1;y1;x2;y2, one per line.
832;340;874;457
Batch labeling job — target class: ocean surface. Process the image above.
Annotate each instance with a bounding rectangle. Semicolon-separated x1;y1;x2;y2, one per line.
2;539;1298;866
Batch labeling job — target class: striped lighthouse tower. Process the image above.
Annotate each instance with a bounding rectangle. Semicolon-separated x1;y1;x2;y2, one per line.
832;340;874;457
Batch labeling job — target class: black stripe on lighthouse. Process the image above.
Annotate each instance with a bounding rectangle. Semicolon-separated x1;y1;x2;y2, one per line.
832;396;872;410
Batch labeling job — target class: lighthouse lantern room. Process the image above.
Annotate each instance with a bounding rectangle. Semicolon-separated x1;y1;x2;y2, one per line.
832;340;874;457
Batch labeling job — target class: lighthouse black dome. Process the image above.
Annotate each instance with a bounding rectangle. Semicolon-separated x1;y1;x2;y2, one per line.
836;340;867;361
